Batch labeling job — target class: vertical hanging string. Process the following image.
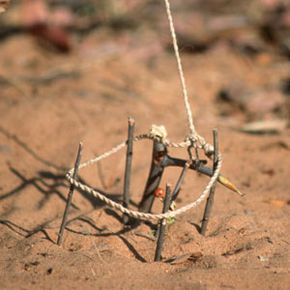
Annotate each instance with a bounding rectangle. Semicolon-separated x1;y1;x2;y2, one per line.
163;0;196;138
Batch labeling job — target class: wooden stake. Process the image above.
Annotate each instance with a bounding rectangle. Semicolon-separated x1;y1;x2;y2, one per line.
171;162;189;202
154;183;172;262
123;117;135;224
57;143;82;245
200;129;219;236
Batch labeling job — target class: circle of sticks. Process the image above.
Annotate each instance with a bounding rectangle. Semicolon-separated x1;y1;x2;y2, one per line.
65;133;222;222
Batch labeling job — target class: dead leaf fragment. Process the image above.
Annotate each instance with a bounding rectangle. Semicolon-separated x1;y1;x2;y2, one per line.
218;175;245;196
0;0;10;13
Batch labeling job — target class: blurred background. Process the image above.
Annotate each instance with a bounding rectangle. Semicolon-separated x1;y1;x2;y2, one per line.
1;2;290;289
1;0;290;131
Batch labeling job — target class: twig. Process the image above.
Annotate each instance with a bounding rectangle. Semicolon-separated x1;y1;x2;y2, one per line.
171;162;189;202
57;143;82;245
154;183;172;262
21;70;80;85
200;129;219;236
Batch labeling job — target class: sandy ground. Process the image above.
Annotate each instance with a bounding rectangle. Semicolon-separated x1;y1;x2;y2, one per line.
1;7;290;289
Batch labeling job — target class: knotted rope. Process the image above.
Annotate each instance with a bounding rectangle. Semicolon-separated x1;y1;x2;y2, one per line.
163;0;212;155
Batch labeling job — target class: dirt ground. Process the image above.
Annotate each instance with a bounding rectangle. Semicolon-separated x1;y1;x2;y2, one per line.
1;1;290;289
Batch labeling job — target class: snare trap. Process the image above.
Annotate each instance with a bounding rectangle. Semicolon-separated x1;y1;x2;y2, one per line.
57;0;243;262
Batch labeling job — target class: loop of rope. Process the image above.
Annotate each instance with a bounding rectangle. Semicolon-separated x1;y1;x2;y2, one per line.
66;135;222;222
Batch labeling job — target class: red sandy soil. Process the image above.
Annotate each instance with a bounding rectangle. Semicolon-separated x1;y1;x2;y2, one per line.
1;12;290;290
